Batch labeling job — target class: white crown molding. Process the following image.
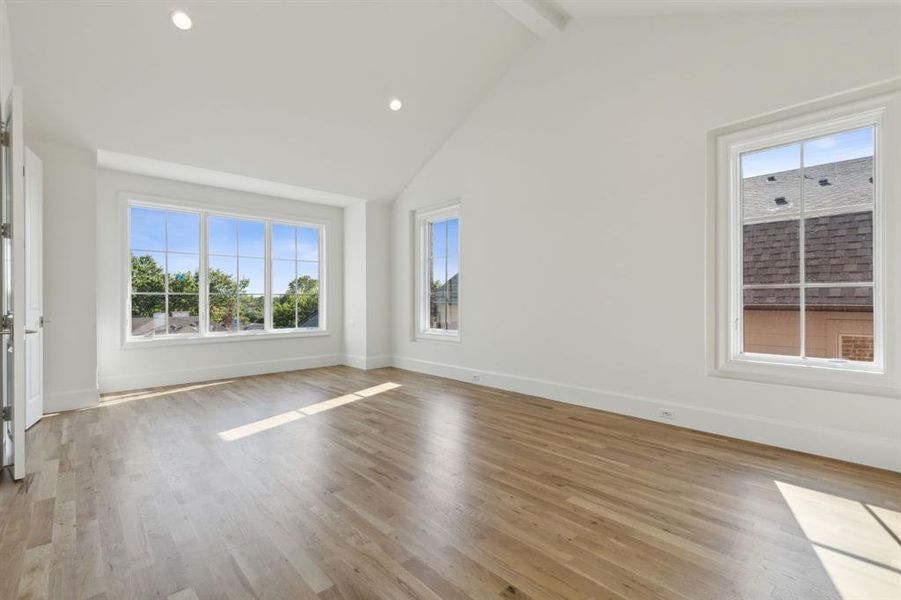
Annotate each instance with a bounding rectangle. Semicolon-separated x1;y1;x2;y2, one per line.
97;150;368;207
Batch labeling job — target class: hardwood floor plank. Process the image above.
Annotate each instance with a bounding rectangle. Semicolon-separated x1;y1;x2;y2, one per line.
0;365;898;599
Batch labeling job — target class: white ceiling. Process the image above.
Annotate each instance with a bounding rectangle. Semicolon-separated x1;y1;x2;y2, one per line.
555;0;900;17
7;1;534;201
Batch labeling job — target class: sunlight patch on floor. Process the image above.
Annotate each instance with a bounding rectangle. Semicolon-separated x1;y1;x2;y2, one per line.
217;382;401;442
97;380;236;407
775;480;901;599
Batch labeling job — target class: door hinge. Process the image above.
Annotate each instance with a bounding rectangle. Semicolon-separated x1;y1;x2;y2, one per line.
0;406;10;422
0;223;11;239
0;127;8;147
0;313;12;334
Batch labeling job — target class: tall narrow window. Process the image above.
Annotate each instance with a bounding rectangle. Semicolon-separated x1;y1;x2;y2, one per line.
129;206;200;338
740;126;875;363
417;205;460;340
271;223;322;330
208;216;266;333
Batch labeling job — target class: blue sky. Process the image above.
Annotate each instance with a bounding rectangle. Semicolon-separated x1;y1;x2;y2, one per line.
430;218;460;283
132;209;320;288
741;126;873;178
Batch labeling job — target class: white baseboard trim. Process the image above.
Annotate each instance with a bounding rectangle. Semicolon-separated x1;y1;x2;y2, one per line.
44;387;100;413
363;355;393;370
99;353;344;393
342;354;393;370
392;356;901;473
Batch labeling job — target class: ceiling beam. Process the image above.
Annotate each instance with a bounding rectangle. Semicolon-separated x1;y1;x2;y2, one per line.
494;0;569;39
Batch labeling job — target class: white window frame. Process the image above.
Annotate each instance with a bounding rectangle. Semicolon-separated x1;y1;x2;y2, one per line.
414;202;461;342
123;194;328;348
708;82;901;397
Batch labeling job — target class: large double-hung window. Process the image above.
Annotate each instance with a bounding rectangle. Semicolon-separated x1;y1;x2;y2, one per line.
128;201;325;342
711;84;900;395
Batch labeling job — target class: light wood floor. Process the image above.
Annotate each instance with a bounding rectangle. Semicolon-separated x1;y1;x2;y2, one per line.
1;366;899;600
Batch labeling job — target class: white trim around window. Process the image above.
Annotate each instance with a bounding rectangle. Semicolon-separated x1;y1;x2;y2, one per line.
707;80;901;397
121;193;329;348
414;202;462;342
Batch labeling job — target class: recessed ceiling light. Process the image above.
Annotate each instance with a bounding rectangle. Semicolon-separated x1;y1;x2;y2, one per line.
389;98;403;112
171;11;193;31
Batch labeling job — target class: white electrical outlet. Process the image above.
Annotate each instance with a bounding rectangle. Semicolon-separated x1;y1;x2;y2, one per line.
659;408;675;420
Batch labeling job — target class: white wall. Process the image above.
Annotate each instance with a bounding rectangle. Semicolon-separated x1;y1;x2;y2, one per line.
343;201;392;370
29;141;99;411
343;202;366;366
96;169;345;392
365;202;391;364
391;7;901;470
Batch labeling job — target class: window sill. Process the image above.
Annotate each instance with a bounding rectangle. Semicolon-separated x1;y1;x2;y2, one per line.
123;329;330;349
416;329;461;343
711;354;899;398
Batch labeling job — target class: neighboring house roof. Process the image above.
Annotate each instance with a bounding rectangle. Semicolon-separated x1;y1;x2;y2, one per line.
742;156;872;223
742;157;873;311
433;274;459;303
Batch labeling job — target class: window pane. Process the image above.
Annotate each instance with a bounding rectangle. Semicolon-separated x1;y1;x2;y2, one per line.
805;210;873;284
430;220;447;259
272;295;296;329
742;287;800;356
805;287;873;362
238;220;265;258
742;220;799;285
208;216;237;256
430;256;447;291
271;259;295;296
130;207;166;251
272;224;295;259
446;218;459;258
209;294;237;333
131;252;165;293
238;295;265;331
131;294;166;337
297;261;319;295
167;211;200;253
429;292;449;330
802;129;874;284
168;295;199;335
298;227;319;261
167;253;199;293
802;127;874;213
239;257;265;294
208;255;238;294
741;144;801;285
298;294;319;328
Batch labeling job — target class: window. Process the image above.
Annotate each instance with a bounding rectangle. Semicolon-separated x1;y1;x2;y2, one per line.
271;223;320;330
740;126;875;362
127;201;325;343
416;204;460;340
208;216;266;333
711;84;901;395
130;207;200;337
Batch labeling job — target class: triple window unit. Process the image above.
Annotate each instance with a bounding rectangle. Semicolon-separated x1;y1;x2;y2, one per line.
127;201;325;342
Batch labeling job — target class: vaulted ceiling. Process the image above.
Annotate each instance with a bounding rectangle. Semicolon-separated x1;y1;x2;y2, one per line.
7;1;535;201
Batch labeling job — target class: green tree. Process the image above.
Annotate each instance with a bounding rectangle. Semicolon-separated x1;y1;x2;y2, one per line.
273;276;319;328
131;255;318;330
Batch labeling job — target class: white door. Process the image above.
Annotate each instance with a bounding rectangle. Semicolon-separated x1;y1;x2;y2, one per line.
24;147;42;429
0;85;27;480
